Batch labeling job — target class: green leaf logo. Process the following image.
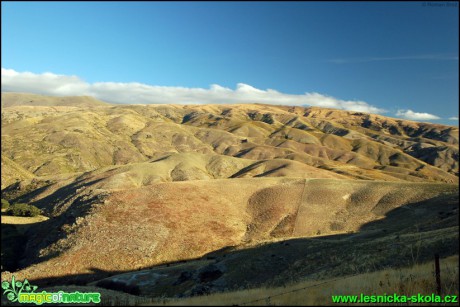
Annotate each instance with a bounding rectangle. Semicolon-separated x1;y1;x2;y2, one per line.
2;276;38;302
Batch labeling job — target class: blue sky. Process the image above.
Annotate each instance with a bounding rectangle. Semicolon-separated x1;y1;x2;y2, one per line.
1;1;458;125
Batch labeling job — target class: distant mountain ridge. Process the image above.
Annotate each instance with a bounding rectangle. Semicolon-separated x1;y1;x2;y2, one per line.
1;92;109;108
1;92;458;188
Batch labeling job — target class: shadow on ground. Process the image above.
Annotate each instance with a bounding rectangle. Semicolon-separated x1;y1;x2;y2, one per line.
2;192;457;299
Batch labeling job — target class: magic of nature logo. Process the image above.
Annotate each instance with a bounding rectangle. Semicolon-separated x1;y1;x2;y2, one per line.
2;275;100;305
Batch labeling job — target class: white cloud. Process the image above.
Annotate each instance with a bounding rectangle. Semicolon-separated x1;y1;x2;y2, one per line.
1;68;388;114
1;68;89;96
396;109;441;121
449;116;459;121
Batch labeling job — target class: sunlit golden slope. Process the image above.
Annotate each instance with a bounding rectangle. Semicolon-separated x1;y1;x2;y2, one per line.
1;93;458;185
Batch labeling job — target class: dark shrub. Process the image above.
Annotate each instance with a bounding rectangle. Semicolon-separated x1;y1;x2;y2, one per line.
198;265;223;283
190;284;212;296
6;203;41;217
173;271;193;285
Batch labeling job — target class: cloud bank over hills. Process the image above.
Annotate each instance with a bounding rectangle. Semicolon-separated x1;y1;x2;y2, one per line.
1;68;454;122
396;109;441;120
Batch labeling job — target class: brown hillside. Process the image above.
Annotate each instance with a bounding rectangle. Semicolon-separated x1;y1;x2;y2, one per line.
3;177;457;284
1;94;458;185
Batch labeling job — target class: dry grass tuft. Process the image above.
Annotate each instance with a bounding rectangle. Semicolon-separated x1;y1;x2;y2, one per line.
137;255;458;306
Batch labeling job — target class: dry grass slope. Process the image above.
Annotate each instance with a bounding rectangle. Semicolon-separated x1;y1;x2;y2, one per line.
140;255;459;306
2;178;457;288
2;93;458;186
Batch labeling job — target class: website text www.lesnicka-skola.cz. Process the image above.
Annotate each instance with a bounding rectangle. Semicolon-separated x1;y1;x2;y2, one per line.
331;293;458;303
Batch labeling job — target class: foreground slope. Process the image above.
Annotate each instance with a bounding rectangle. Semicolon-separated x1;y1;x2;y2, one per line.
2;176;457;287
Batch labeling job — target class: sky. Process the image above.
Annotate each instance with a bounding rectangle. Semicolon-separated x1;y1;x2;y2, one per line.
1;1;459;125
